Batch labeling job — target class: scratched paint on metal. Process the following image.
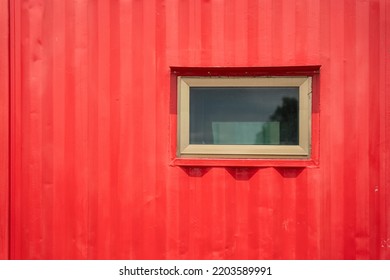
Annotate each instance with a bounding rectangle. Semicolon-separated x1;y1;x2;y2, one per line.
4;0;390;259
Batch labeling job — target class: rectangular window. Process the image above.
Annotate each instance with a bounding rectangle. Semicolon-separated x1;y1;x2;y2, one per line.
177;76;311;158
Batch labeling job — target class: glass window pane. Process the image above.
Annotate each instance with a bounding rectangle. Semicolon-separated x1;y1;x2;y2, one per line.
189;87;299;145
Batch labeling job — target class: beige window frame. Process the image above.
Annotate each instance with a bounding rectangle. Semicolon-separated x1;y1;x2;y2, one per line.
177;76;312;159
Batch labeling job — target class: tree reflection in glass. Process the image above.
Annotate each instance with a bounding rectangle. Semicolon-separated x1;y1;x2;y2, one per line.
189;87;299;145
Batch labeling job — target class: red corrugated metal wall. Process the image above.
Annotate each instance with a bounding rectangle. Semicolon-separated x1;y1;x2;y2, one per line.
3;0;390;259
0;0;9;260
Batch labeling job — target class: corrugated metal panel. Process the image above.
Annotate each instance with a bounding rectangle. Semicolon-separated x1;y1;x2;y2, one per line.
381;0;390;260
7;0;390;259
0;0;9;260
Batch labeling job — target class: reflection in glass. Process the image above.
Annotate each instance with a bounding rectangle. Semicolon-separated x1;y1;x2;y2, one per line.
189;87;299;145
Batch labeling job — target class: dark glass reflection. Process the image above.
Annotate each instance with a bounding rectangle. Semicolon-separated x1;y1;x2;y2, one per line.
189;87;299;145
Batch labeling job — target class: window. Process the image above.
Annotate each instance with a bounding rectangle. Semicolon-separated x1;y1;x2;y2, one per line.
177;76;312;159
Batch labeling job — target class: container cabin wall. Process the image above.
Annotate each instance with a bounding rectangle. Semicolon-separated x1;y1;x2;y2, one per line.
0;0;9;260
8;0;390;259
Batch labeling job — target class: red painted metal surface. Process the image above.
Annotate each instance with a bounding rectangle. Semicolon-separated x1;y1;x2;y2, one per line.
4;0;390;259
0;0;9;260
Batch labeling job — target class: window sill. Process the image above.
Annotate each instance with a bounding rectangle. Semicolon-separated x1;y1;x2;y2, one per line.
170;158;319;168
